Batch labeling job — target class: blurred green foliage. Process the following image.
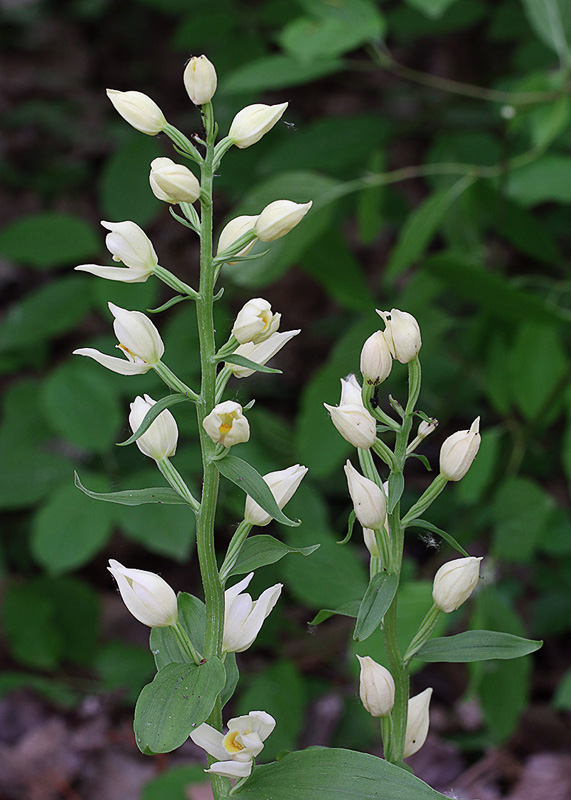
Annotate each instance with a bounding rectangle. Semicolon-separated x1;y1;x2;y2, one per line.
1;0;570;779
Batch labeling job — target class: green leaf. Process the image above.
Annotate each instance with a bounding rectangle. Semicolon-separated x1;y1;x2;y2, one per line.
74;471;188;506
96;642;155;705
150;593;206;669
508;155;571;206
100;135;162;225
301;231;372;311
117;393;188;446
354;572;398;641
404;0;461;18
521;0;571;65
32;482;114;574
0;212;99;268
215;455;299;527
385;175;475;281
492;476;556;563
221;652;239;708
221;55;343;93
338;510;357;545
0;447;71;510
406;519;469;557
387;471;404;514
134;658;226;754
221;355;282;374
414;630;542;662
116;501;195;561
226;747;448;799
229;535;319;576
310;600;361;625
553;669;571;710
142;766;209;800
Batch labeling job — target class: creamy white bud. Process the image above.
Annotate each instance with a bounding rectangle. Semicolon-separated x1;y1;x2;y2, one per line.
183;55;217;105
363;528;380;558
324;375;376;450
203;401;250;448
228;329;300;378
109;302;164;364
344;461;387;530
439;417;481;481
340;374;363;406
104;220;158;270
216;215;259;265
404;688;433;758
232;298;281;344
432;556;482;613
229;102;288;148
376;308;421;364
106;89;166;135
244;464;308;527
254;200;312;242
223;573;282;653
108;559;178;627
360;330;393;385
357;655;395;718
418;418;438;438
129;394;178;461
149;157;200;204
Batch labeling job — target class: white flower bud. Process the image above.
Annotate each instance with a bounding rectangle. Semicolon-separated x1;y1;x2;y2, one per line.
363;528;380;558
203;401;250;448
129;394;178;461
228;102;288;148
106;89;166;135
183;55;217;105
149;157;200;204
232;298;281;344
216;215;259;265
76;220;158;283
228;329;300;378
324;375;376;450
223;573;282;653
344;461;387;530
376;308;421;364
439;417;481;481
404;688;433;758
357;655;395;718
432;556;482;613
360;331;393;385
340;373;363;406
254;200;312;242
418;418;438;438
108;559;178;627
244;464;308;527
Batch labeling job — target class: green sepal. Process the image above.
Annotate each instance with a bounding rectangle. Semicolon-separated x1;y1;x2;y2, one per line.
228;535;319;576
406;519;469;557
215;455;299;527
410;453;432;471
309;601;360;626
413;630;543;663
74;471;188;506
353;572;398;641
337;510;356;545
117;394;188;447
220;354;282;374
133;658;226;754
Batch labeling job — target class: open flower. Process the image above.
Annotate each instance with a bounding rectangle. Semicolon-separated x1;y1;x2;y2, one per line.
129;394;178;461
232;298;281;344
108;559;178;627
222;572;282;653
228;329;300;378
203;401;250;448
73;302;164;375
244;464;308;527
190;711;276;779
75;220;158;282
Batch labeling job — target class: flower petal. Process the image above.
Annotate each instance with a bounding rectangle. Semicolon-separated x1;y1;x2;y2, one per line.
189;724;228;761
205;760;252;779
73;348;150;375
74;264;152;283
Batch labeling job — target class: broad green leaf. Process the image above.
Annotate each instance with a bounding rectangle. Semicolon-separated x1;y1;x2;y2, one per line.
226;747;448;800
134;658;226;754
0;213;99;268
215;455;299;527
151;593;206;669
530;93;571;148
0;379;51;450
456;429;501;506
492;477;556;562
404;0;460;18
414;630;542;662
385;175;475;281
221;55;343;93
0;672;77;706
74;471;188;505
222;355;282;374
142;766;209;800
117;393;188;446
300;231;372;311
229;535;319;576
310;600;361;625
32;482;114;573
354;572;398;641
0;447;71;510
100;135;162;225
407;520;469;557
0;276;92;352
116;501;195;561
521;0;571;65
96;642;155;705
508;155;571;206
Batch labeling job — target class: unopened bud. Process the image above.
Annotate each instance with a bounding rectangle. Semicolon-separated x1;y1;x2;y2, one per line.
376;308;421;364
108;559;178;627
418;418;438;438
232;298;281;344
324;375;376;450
357;655;395;718
360;330;392;385
404;688;432;758
344;460;387;530
106;89;166;135
183;55;217;105
217;215;258;265
439;417;481;481
229;102;288;148
363;528;379;558
149;157;200;204
244;464;308;527
432;556;482;613
254;200;312;242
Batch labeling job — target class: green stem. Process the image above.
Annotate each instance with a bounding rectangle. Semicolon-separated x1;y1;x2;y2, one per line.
362;382;401;431
219;519;254;584
401;473;448;527
154;361;199;401
172;622;203;664
164;122;203;164
403;605;441;664
157;459;200;512
153;264;199;298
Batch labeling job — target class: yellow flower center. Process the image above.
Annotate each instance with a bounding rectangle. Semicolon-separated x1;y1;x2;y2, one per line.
223;730;245;754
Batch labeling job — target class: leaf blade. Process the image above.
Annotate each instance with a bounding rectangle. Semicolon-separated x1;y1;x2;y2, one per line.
354;572;398;641
414;630;543;662
117;394;188;447
74;472;188;506
229;535;319;576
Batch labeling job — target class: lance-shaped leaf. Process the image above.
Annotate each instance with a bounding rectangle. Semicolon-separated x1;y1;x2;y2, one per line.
387;471;404;513
309;600;360;626
151;593;206;669
74;471;188;506
337;510;356;545
224;747;449;800
215;455;299;526
413;630;543;663
218;354;282;374
228;535;319;576
406;519;469;557
353;572;398;642
117;393;188;447
134;658;226;754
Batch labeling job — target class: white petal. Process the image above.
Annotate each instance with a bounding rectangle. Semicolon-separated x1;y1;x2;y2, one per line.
205;760;252;779
74;264;151;282
224;572;254;610
189;724;228;761
73;347;150;375
246;710;276;742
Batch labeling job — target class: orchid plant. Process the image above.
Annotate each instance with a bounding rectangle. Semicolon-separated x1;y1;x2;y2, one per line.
73;55;542;800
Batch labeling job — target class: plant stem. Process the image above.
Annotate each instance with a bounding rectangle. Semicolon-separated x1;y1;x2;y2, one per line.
172;622;203;664
219;519;254;584
403;605;441;664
